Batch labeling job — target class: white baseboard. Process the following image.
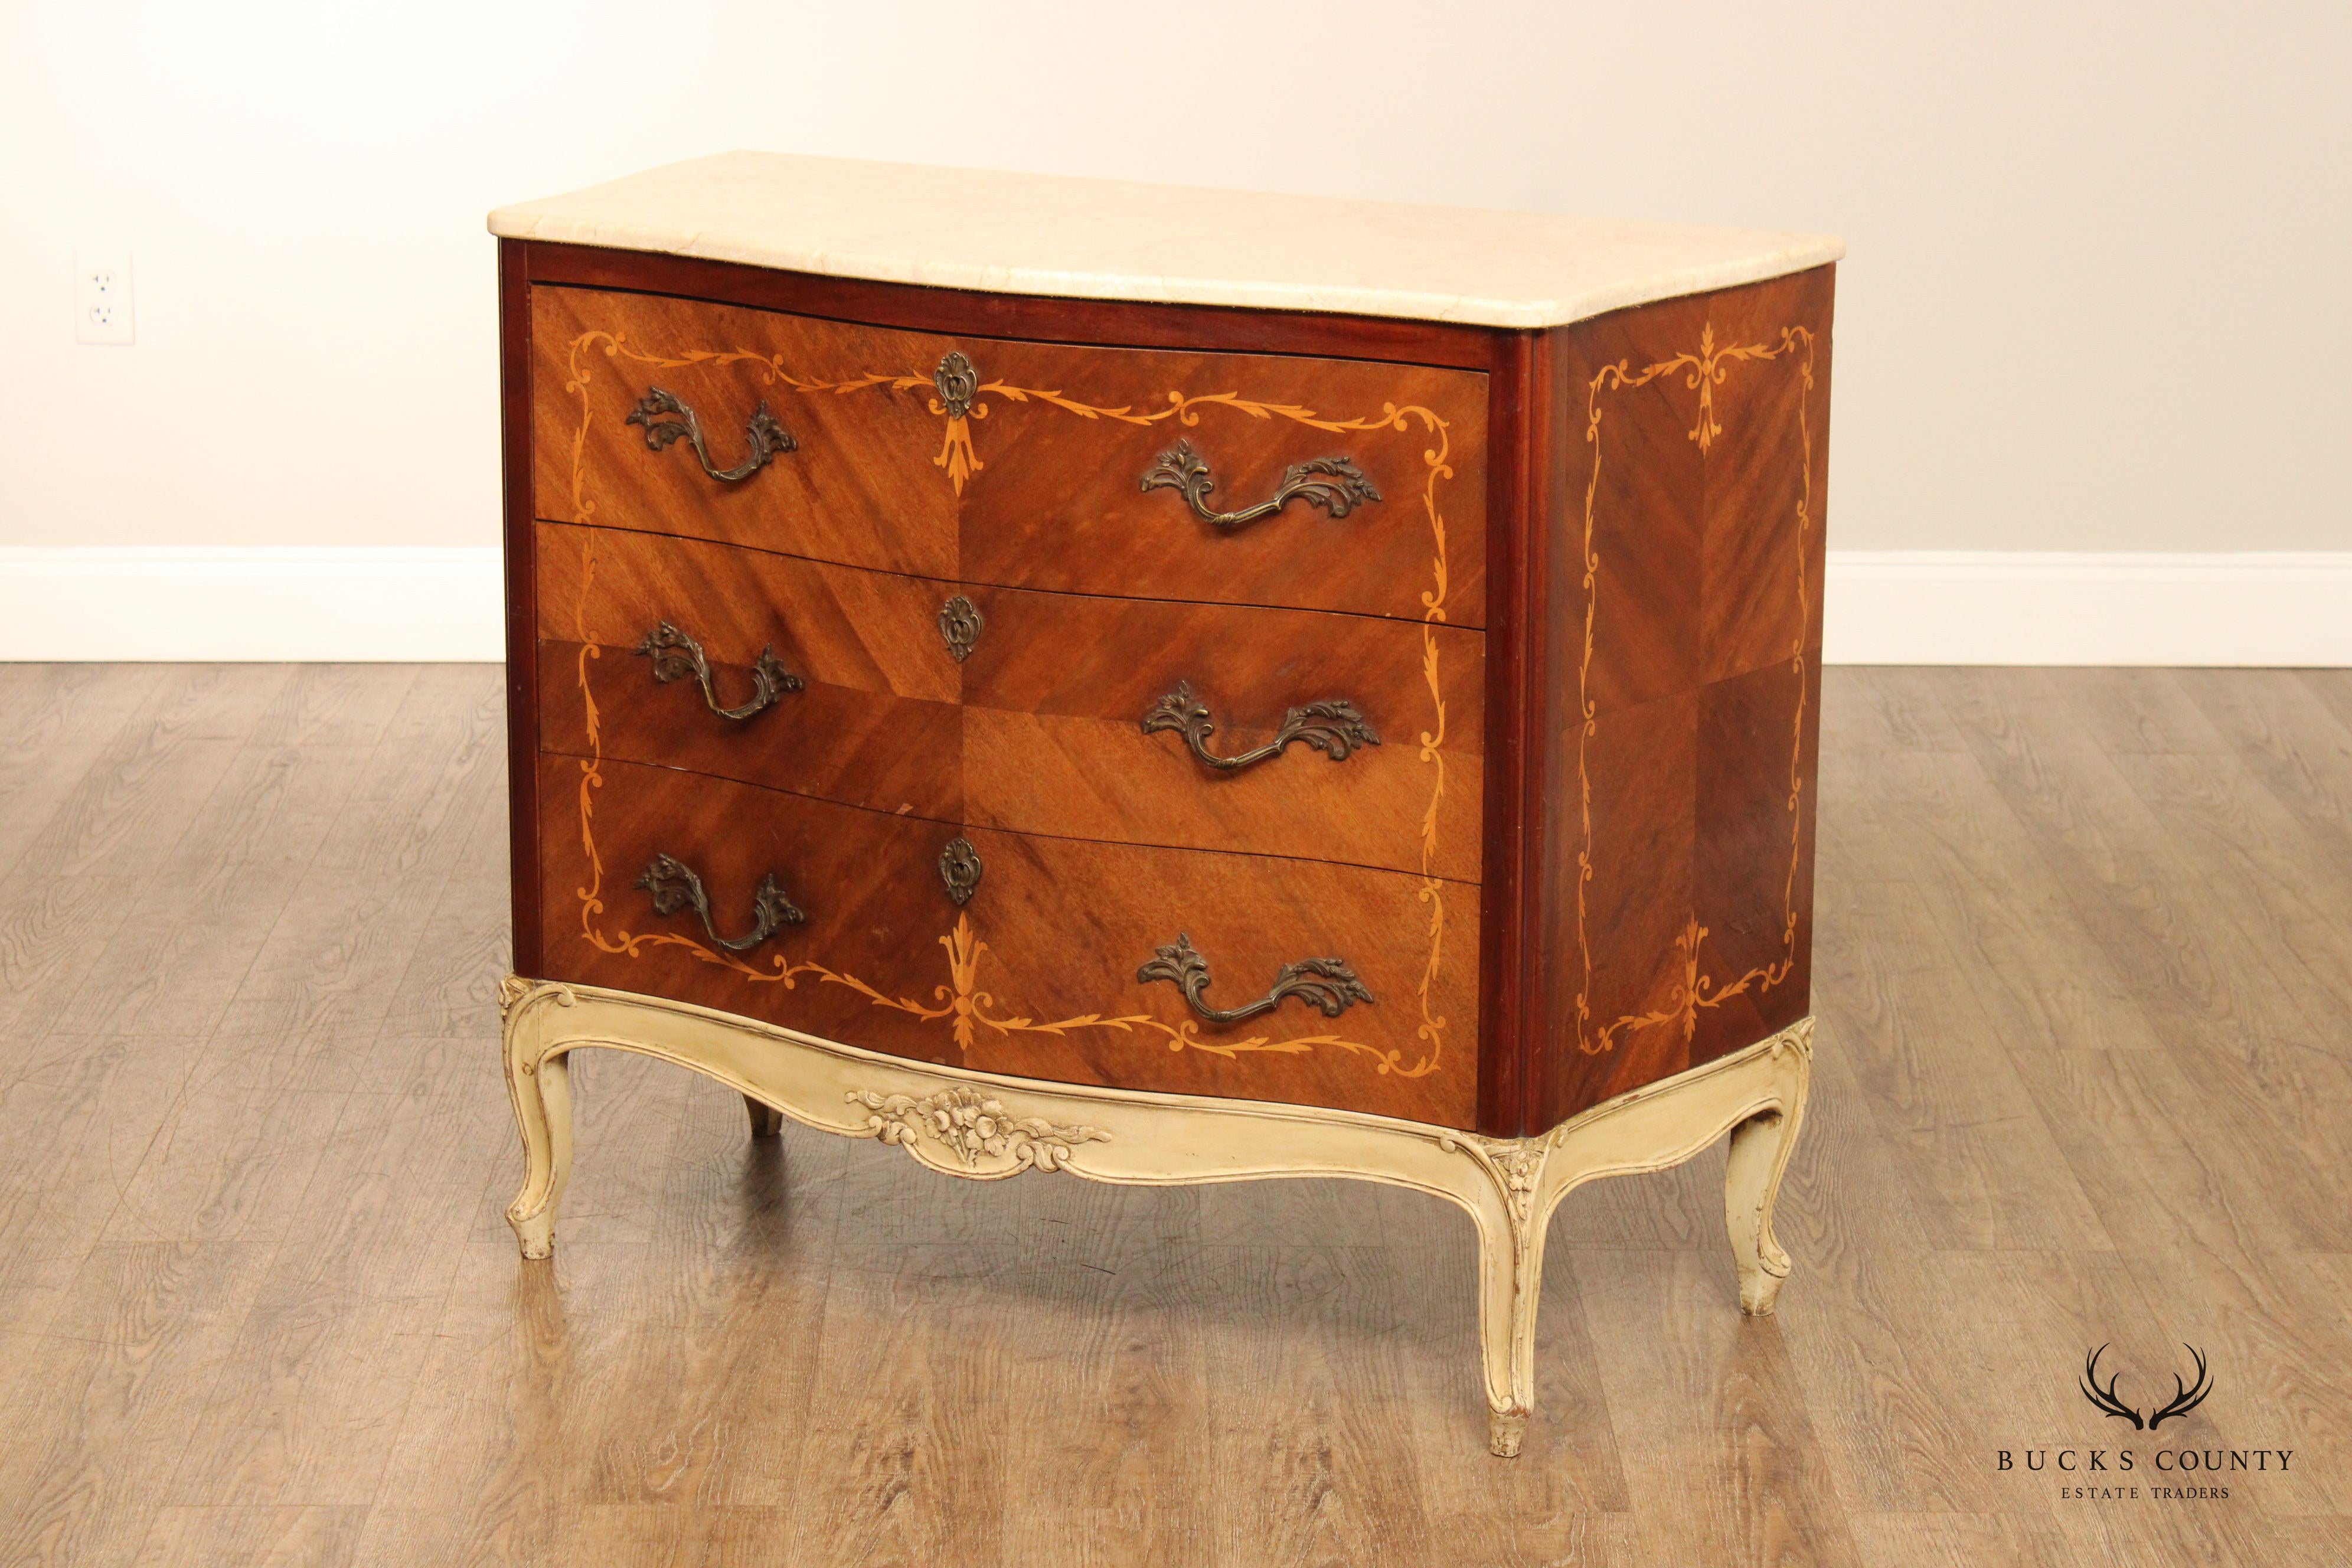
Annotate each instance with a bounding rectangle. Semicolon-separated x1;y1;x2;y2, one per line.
0;547;2344;666
1824;551;2352;666
0;547;505;661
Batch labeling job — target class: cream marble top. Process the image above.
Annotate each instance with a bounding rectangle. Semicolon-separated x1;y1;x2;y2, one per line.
489;153;1842;331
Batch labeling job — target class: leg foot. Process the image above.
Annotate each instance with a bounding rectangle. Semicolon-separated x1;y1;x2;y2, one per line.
1725;1093;1805;1315
1488;1404;1529;1459
744;1094;784;1139
504;1029;573;1262
511;1206;556;1260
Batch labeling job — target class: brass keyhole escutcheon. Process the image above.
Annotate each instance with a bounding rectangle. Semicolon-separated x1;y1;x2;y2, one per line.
939;837;982;906
937;595;984;662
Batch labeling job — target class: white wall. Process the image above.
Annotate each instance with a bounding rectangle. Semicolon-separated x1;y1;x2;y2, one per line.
2;0;2347;567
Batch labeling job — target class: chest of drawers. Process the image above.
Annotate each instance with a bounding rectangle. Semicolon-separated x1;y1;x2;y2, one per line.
489;154;1839;1455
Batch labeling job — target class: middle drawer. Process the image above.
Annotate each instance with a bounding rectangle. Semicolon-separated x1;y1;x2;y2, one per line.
537;521;1483;883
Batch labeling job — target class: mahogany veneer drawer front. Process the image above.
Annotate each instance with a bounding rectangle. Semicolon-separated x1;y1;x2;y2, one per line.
531;285;1489;623
957;579;1480;881
492;152;1841;1455
537;522;961;819
540;754;1476;1126
536;520;1482;877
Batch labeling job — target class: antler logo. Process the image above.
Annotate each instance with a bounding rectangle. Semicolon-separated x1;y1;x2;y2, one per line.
2079;1343;2213;1430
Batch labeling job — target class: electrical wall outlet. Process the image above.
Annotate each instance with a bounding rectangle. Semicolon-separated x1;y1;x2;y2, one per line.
75;251;135;345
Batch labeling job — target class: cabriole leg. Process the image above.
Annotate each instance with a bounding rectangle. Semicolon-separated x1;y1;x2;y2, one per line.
1724;1089;1806;1315
744;1094;785;1138
504;1037;574;1262
1474;1203;1544;1457
1467;1141;1549;1458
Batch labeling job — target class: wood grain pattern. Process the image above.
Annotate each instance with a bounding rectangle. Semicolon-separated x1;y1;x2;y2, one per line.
535;520;1482;878
531;286;959;580
535;754;1476;1125
500;240;543;981
6;667;2352;1565
533;285;1487;625
952;332;1485;626
956;581;1482;882
524;237;1501;372
1525;269;1834;1132
1475;328;1543;1138
535;521;962;821
949;822;1474;1126
534;752;959;1060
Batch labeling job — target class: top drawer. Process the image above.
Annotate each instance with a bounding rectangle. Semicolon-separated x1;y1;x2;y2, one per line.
531;286;1488;626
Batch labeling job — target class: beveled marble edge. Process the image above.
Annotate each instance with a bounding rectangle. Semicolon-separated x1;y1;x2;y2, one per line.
488;152;1844;331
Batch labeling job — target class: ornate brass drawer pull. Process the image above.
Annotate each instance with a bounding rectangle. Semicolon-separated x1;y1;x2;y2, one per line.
1141;681;1378;772
1139;438;1381;531
635;853;805;953
1136;933;1374;1026
627;386;798;483
636;621;802;721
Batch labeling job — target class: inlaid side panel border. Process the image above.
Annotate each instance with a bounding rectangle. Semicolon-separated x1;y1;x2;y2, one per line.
1571;322;1819;1056
1527;266;1835;1132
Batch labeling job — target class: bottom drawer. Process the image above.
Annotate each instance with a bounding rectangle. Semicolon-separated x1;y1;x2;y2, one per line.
535;754;1476;1126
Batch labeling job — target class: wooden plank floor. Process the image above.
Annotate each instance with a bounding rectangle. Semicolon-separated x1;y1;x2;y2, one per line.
0;664;2347;1567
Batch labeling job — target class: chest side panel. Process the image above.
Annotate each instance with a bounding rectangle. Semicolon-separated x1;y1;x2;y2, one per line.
1529;266;1834;1131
